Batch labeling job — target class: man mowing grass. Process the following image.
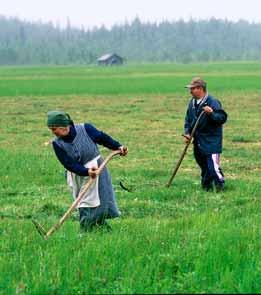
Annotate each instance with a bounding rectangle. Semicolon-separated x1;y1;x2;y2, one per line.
47;111;128;232
184;77;228;192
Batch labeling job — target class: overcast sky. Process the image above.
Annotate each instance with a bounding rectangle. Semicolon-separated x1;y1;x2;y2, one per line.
1;0;261;29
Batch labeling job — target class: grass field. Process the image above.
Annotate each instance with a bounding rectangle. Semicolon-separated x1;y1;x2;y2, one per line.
0;62;260;294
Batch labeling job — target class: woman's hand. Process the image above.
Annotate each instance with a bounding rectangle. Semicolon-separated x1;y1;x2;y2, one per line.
119;146;128;156
88;167;98;179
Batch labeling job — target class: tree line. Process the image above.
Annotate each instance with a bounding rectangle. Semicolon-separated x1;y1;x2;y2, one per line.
1;15;261;65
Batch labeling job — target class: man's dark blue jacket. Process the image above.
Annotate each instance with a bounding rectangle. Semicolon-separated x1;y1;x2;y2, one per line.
184;95;227;155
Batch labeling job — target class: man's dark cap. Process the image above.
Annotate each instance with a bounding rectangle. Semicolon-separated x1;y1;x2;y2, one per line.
185;77;207;89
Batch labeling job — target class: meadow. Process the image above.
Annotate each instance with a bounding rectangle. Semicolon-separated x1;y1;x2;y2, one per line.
0;62;260;294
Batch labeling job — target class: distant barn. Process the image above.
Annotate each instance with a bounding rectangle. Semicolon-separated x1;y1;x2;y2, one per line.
97;53;124;66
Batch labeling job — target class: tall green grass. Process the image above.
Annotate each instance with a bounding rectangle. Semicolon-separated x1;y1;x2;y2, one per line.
0;63;260;294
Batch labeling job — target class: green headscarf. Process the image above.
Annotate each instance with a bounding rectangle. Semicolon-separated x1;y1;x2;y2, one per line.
47;111;72;127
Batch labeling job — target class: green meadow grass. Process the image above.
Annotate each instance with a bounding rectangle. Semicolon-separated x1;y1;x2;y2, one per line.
1;62;261;96
0;63;260;294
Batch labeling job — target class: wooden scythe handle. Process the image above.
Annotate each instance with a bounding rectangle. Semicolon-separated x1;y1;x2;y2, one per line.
45;150;121;239
166;111;205;187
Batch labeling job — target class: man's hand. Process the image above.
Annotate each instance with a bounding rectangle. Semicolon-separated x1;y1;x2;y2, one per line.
203;106;213;114
88;167;98;179
119;146;128;156
183;134;191;144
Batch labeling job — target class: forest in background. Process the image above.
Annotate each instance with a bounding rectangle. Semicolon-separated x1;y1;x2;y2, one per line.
1;15;261;65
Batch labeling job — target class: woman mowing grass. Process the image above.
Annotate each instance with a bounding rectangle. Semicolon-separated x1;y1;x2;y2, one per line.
47;110;128;232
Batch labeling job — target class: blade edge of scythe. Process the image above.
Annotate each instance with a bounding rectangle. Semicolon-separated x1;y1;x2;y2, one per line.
32;218;47;239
